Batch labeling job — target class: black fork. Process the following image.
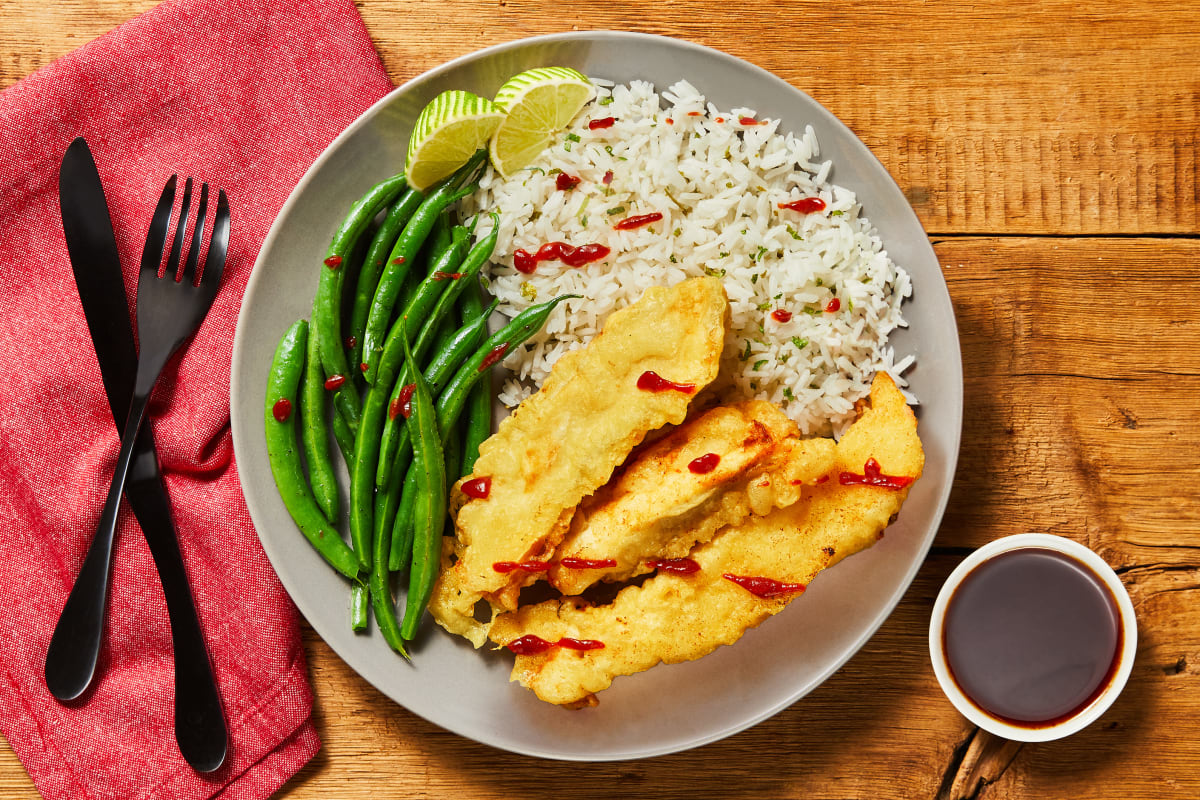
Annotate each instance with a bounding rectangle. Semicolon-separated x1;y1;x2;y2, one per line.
46;176;230;704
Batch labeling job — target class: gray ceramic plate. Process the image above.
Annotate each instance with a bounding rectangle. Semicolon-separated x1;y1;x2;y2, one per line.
230;31;962;761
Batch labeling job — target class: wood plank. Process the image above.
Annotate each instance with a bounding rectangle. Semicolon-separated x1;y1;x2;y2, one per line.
356;1;1200;235
2;2;1197;236
0;2;156;81
935;237;1200;567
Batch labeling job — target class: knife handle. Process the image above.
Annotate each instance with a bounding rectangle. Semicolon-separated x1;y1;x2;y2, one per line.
127;444;228;773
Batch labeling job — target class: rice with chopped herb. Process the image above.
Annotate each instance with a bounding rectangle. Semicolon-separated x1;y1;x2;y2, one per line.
463;78;913;436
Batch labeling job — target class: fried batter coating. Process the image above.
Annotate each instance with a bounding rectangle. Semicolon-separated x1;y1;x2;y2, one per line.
548;400;836;596
429;277;728;646
488;373;923;706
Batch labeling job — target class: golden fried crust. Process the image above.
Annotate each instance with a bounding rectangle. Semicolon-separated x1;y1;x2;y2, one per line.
429;277;728;647
488;373;923;706
548;400;836;595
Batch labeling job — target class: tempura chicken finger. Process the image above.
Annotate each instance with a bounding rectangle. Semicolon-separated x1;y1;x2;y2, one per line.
549;400;836;596
488;373;923;707
430;276;728;647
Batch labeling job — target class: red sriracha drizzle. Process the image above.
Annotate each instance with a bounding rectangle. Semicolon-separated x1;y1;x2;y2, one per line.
323;255;343;269
461;476;491;500
723;573;807;598
613;212;663;231
555;172;581;191
323;374;346;391
478;343;510;371
588;116;616;130
505;635;605;655
688;453;721;474
637;370;696;394
513;242;611;274
771;309;793;323
825;298;841;313
839;457;913;489
271;398;292;422
388;383;415;419
558;637;605;651
646;557;701;575
492;560;552;574
778;197;826;214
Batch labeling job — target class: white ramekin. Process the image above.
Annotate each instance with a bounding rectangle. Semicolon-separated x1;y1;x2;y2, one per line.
928;533;1137;742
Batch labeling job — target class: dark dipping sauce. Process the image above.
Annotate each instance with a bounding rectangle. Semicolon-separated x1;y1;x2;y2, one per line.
943;547;1122;727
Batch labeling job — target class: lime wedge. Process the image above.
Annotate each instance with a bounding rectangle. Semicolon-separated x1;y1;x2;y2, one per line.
405;90;504;191
489;67;595;177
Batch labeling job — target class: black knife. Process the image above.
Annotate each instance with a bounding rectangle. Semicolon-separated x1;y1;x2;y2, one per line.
54;137;227;773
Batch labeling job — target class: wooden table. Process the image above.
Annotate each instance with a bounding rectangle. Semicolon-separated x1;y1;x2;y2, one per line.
3;2;1198;797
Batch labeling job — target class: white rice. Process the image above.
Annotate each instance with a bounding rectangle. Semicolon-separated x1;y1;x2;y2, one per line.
463;78;913;436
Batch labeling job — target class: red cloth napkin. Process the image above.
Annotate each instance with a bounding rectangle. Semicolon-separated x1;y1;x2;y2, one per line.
0;1;394;797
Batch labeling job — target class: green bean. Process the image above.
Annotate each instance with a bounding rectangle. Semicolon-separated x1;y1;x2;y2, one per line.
315;174;408;432
397;211;453;315
374;307;495;559
383;313;457;572
347;225;466;566
435;295;580;441
443;422;462;501
361;151;487;384
388;466;418;572
387;223;472;352
264;320;360;580
457;282;491;477
388;363;463;561
376;217;499;488
348;250;492;571
350;583;369;632
370;480;410;658
300;313;339;519
331;404;354;464
427;210;457;268
348;187;424;376
397;327;446;642
368;446;407;577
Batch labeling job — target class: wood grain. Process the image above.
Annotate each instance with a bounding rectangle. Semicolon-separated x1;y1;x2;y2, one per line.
4;2;1199;237
355;0;1200;236
2;1;1199;798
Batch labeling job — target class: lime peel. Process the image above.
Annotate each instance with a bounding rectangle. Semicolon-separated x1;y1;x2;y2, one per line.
489;68;595;177
405;90;503;191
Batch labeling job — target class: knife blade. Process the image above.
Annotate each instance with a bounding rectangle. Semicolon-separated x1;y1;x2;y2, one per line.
54;137;227;772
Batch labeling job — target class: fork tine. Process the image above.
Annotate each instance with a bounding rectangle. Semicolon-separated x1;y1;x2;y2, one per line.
182;183;209;286
200;189;231;294
165;177;194;281
139;175;178;276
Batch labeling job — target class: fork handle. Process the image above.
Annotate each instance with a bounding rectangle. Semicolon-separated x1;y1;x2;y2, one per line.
45;388;151;701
